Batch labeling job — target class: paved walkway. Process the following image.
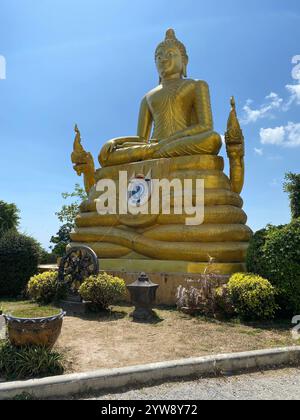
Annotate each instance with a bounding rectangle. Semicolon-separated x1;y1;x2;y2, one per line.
85;368;300;400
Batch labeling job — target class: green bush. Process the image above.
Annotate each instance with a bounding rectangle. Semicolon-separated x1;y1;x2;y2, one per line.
228;273;278;320
0;341;65;380
284;172;300;220
0;230;40;297
39;249;58;265
79;273;126;311
27;271;67;304
247;220;300;315
246;228;269;276
214;285;235;319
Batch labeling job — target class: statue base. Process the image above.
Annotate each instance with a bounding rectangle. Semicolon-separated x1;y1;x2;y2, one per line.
71;154;251;305
100;258;245;275
72;155;251;266
100;259;237;305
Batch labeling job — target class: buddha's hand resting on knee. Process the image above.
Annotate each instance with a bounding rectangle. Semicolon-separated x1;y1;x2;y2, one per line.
99;139;122;161
102;140;118;155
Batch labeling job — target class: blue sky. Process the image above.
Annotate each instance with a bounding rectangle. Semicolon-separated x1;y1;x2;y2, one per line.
0;0;299;249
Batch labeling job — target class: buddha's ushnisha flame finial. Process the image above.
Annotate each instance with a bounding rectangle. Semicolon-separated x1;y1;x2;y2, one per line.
165;28;177;41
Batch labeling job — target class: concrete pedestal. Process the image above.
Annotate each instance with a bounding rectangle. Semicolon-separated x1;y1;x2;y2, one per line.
101;264;230;306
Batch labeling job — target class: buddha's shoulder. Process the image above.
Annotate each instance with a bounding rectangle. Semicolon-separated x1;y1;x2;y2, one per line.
145;85;162;97
186;79;210;90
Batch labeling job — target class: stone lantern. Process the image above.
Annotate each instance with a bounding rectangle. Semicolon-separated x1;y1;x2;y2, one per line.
127;273;159;321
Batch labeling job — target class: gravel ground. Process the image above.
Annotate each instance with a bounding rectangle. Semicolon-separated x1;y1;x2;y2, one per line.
0;316;5;340
85;368;300;400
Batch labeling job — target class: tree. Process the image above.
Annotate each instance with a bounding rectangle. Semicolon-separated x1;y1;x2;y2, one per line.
284;172;300;220
0;200;52;265
0;230;41;297
50;184;87;257
0;201;20;235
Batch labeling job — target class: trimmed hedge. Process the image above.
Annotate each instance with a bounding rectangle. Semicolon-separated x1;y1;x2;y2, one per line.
27;271;67;304
247;220;300;315
228;273;278;320
79;273;126;311
0;230;40;297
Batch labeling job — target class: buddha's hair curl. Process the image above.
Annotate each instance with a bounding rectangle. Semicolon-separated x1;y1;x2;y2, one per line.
155;29;188;62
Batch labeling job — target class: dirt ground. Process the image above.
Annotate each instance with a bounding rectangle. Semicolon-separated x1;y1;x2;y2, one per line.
56;306;298;374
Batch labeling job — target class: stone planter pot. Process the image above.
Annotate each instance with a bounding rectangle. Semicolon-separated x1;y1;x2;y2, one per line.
3;311;66;349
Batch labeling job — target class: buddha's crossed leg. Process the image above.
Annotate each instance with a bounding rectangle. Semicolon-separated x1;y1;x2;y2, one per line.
153;131;222;159
99;131;222;167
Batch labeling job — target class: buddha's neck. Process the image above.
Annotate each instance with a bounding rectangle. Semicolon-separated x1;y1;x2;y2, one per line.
161;74;182;86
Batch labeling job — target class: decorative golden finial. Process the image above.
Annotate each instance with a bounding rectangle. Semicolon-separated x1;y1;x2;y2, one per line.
71;125;96;194
230;96;236;110
74;124;84;153
226;97;243;144
225;97;245;194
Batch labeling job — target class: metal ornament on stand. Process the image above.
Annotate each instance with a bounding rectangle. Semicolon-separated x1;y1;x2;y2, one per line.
58;245;99;314
127;273;159;322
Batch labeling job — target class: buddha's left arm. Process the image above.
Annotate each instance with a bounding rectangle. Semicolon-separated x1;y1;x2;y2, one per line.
168;81;214;140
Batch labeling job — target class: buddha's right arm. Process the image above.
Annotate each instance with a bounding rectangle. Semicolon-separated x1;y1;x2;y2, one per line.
108;97;153;149
107;98;153;150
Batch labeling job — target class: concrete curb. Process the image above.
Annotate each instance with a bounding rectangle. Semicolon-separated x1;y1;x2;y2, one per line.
1;347;300;400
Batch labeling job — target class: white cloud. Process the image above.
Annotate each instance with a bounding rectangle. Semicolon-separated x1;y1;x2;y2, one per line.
242;92;283;124
266;92;284;107
254;148;263;156
260;122;300;148
0;55;6;80
260;126;285;145
284;83;300;110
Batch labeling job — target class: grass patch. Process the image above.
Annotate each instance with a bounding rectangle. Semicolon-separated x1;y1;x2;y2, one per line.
8;307;60;318
237;329;264;336
0;300;60;318
1;300;299;375
12;393;36;401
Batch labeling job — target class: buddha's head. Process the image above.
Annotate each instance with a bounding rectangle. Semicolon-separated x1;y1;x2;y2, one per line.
155;29;189;82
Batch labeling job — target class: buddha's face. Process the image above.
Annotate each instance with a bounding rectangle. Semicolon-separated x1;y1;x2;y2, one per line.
155;45;185;80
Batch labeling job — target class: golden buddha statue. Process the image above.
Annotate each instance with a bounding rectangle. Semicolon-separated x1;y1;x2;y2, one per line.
98;29;222;168
70;29;251;301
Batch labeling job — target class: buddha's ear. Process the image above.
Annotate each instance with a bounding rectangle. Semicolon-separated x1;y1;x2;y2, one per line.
183;56;189;78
